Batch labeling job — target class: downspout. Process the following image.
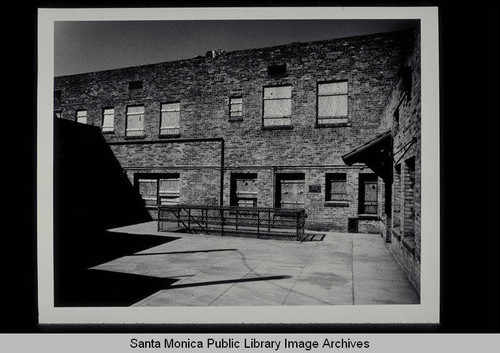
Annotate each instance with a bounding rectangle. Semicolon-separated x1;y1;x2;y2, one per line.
220;138;224;206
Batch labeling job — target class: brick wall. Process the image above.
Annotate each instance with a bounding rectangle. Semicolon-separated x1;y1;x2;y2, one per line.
378;24;421;292
54;30;411;231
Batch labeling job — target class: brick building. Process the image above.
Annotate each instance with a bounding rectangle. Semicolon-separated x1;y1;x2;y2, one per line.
342;27;421;291
54;27;420;245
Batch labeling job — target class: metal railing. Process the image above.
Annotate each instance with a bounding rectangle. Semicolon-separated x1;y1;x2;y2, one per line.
158;204;306;241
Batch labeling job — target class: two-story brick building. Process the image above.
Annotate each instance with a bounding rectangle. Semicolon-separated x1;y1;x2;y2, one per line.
54;27;418;239
342;26;421;291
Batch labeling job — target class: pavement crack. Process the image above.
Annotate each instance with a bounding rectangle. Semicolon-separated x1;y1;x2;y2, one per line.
207;240;289;306
281;242;319;306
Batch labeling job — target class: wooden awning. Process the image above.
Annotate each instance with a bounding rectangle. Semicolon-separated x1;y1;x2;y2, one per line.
342;131;393;183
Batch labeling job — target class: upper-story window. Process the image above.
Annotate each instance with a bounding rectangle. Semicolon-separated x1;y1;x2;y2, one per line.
129;80;143;90
75;110;87;124
126;105;145;137
263;85;292;128
160;102;180;137
317;81;348;125
229;97;243;121
102;108;115;133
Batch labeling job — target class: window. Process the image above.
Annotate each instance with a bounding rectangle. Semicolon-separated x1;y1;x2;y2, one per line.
325;173;347;201
129;80;143;90
230;173;257;207
138;179;158;205
263;85;292;127
403;157;416;237
317;81;348;125
393;107;400;133
401;66;412;101
393;164;402;229
102;108;114;133
267;64;286;77
75;110;87;124
359;174;378;215
158;177;180;205
160;102;180;137
136;173;180;206
229;97;243;121
55;111;62;119
126;105;144;137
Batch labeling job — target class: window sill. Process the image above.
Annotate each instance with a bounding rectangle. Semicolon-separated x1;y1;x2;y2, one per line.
315;122;350;128
357;214;380;220
229;117;244;122
402;236;416;255
159;134;182;139
125;134;146;140
324;201;349;207
262;125;294;131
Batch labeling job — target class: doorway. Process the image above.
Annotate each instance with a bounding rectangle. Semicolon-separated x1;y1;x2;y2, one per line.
275;173;305;209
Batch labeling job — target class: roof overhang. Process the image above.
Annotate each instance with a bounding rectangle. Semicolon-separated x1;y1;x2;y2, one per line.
342;131;393;183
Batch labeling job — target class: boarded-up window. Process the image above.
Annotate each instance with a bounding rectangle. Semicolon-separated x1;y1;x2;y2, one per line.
159;178;180;205
160;102;180;136
263;85;292;127
137;173;180;206
326;173;347;201
317;81;348;125
359;174;378;215
102;108;114;132
76;110;87;124
229;97;243;120
126;105;144;137
230;173;257;207
139;179;158;205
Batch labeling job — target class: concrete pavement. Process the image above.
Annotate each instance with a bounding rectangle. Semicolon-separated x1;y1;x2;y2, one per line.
89;221;419;306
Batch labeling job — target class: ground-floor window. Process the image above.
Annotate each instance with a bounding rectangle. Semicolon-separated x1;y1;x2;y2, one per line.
393;164;402;228
276;173;305;209
76;110;88;124
325;173;347;201
230;173;258;207
135;173;180;206
358;173;378;215
403;157;416;237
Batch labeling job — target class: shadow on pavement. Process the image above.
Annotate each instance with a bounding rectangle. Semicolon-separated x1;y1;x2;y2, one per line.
54;229;180;307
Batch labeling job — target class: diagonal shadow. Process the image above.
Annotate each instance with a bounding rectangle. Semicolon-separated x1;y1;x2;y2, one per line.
167;275;292;290
131;248;237;256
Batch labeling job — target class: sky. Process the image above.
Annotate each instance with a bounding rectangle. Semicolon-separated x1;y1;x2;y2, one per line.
54;20;418;77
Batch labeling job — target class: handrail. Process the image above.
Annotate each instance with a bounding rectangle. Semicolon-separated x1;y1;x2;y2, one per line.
158;204;306;241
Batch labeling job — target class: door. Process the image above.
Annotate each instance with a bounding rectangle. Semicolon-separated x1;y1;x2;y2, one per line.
280;179;305;209
359;174;378;214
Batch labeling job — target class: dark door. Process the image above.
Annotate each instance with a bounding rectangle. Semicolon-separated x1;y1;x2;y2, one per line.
359;174;378;214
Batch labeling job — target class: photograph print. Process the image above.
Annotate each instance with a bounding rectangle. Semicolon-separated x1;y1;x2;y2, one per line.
39;7;440;324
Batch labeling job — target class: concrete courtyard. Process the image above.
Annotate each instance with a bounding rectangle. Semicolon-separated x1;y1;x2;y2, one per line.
90;221;419;306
